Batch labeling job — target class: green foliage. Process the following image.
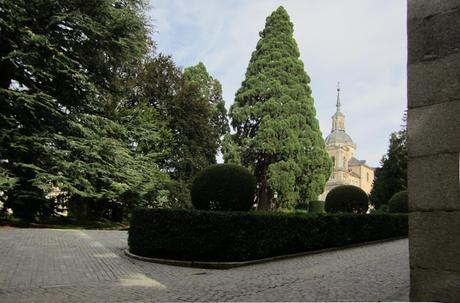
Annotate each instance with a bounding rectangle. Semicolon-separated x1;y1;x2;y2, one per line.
229;6;332;210
191;164;255;211
137;56;229;205
388;190;408;213
309;200;325;214
370;117;407;209
129;208;408;262
221;134;242;165
0;167;17;201
294;202;309;211
184;62;229;142
0;0;173;219
325;185;369;214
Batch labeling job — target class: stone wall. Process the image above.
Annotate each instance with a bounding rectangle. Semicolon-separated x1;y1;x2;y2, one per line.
407;1;460;302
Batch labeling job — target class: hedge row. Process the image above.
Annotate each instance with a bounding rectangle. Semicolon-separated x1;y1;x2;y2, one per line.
128;209;408;262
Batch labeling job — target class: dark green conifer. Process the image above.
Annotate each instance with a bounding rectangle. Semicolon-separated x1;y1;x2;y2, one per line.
0;0;172;218
229;6;332;209
370;116;408;209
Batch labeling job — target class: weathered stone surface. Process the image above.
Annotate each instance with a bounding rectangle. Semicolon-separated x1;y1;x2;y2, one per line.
408;0;460;19
409;153;460;211
408;52;460;108
408;100;460;157
409;211;460;273
408;1;460;302
408;4;460;64
411;266;460;303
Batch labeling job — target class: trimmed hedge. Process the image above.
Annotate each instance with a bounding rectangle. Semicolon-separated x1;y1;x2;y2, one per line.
294;202;309;211
309;200;325;213
191;164;256;211
325;185;369;214
388;190;408;213
128;208;408;262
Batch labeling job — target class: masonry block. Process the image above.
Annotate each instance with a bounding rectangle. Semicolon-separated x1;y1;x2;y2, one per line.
408;2;460;64
408;100;460;157
409;152;460;211
410;266;460;303
408;52;460;108
408;0;460;19
409;211;460;273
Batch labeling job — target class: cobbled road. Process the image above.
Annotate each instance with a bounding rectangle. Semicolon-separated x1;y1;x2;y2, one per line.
0;228;409;302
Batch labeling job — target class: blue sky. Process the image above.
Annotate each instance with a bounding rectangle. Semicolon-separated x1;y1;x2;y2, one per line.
147;0;407;167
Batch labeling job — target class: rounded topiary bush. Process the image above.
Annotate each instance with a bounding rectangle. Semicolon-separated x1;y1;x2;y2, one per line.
309;200;325;213
191;164;256;211
325;185;369;214
388;190;408;213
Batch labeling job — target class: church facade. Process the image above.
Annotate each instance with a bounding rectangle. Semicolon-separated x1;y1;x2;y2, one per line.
319;85;375;201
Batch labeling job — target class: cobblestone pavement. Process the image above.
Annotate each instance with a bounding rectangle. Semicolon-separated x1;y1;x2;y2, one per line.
0;228;409;302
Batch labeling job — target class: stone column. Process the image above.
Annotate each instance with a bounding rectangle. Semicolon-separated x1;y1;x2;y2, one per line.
407;1;460;302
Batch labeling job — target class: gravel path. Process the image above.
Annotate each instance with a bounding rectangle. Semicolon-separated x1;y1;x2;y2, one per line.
0;228;409;302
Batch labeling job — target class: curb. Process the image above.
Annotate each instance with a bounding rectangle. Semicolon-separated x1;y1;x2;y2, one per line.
124;236;408;269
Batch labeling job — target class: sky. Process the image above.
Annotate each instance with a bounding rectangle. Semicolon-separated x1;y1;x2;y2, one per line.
147;0;407;167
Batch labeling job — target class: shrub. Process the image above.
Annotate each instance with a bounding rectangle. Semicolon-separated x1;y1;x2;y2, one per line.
191;164;256;211
388;190;408;213
309;200;325;213
128;208;408;262
325;185;369;214
294;202;309;211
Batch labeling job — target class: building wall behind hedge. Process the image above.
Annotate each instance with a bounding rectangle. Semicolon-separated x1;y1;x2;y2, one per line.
128;209;407;262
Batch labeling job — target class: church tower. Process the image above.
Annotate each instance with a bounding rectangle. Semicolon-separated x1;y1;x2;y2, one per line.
319;83;374;200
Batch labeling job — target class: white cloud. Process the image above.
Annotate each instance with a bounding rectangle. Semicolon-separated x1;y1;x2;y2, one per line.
148;0;407;167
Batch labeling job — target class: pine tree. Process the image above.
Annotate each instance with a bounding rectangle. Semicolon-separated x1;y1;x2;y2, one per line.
370;118;408;209
230;6;331;210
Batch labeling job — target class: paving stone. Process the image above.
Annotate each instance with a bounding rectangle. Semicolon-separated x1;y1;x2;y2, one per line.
0;228;409;302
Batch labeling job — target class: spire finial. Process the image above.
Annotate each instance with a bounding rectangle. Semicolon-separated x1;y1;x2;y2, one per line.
336;82;341;112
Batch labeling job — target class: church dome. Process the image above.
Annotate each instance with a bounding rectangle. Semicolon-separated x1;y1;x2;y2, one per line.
325;83;355;147
325;130;354;145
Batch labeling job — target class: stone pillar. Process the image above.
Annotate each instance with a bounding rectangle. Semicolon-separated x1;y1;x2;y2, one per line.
407;1;460;302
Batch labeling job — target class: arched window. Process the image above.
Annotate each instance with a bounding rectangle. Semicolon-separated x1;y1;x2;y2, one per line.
331;156;335;167
343;157;347;168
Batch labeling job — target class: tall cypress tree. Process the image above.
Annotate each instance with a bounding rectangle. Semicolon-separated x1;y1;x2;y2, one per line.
230;6;331;209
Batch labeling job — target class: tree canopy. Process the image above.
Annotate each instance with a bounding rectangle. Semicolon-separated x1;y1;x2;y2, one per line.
129;55;229;206
370;117;408;209
228;6;331;209
0;0;173;219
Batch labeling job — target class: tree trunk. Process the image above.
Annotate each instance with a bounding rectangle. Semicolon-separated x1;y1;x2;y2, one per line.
257;172;273;210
